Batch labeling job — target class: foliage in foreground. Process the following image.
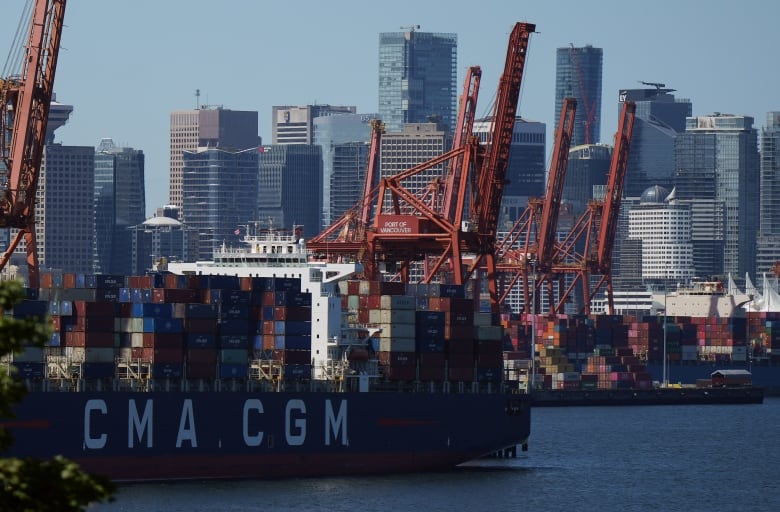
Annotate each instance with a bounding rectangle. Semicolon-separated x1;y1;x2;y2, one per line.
0;280;115;511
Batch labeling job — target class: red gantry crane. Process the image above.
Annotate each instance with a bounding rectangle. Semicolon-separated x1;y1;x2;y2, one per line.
0;0;67;288
496;97;577;310
549;99;635;315
309;23;535;314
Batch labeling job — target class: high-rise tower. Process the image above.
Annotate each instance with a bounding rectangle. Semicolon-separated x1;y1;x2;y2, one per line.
674;114;760;279
757;111;780;275
94;138;145;274
272;105;357;145
555;45;602;146
181;147;259;260
378;27;457;134
169;106;259;212
618;85;692;197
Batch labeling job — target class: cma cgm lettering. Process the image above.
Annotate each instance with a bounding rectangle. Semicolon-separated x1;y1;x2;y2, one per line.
82;397;348;451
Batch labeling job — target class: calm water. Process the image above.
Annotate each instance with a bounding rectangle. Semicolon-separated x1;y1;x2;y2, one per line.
91;397;780;511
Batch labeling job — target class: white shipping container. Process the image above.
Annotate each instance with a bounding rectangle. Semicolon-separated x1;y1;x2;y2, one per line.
119;318;144;333
131;332;144;348
64;347;86;361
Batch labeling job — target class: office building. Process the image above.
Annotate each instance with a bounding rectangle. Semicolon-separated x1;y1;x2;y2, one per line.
257;145;323;238
379;122;449;213
273;105;357;145
628;186;695;288
618;86;692;197
757;111;780;276
379;27;457;134
674;114;760;279
328;141;372;228
94;138;145;274
34;145;96;272
181;147;259;260
555;45;603;146
473;116;546;227
169;106;259;211
313;112;377;228
562;143;612;217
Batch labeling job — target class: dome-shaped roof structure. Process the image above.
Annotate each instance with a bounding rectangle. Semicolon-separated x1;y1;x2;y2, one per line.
142;216;182;227
640;185;670;204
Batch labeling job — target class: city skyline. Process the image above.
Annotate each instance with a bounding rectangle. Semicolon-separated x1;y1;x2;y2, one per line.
2;0;778;217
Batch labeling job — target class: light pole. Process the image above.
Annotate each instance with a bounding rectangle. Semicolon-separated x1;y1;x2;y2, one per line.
662;288;667;388
530;258;537;391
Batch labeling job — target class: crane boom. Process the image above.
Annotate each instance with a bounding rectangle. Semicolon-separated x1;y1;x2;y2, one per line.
537;97;576;269
597;100;635;270
0;0;67;288
473;22;535;250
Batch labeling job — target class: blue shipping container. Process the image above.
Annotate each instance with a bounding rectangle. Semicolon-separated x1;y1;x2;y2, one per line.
219;363;248;379
186;333;217;349
143;317;183;333
132;302;173;318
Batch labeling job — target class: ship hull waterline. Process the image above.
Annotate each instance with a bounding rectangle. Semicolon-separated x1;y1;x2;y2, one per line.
5;390;531;481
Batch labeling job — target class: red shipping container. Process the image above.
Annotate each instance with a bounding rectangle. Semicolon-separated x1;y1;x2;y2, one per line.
187;362;217;379
154;348;184;363
377;351;415;367
187;348;217;364
63;273;77;288
73;300;116;317
419;352;446;368
65;331;114;348
448;366;474;382
273;349;311;365
184;318;218;333
68;315;115;332
419;366;445;381
383;366;416;381
366;294;381;309
40;273;54;289
448;352;475;367
144;333;183;349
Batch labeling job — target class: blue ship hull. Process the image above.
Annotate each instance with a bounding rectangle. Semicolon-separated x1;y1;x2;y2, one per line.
5;390;530;481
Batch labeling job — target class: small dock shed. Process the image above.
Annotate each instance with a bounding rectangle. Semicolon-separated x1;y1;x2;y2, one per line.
710;369;752;387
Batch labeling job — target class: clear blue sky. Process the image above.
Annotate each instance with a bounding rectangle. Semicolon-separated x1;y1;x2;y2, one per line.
2;0;778;217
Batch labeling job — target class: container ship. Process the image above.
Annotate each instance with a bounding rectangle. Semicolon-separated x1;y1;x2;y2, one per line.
1;226;531;481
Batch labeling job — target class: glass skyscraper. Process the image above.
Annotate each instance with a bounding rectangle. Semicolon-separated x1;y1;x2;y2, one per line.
618;87;692;197
181;147;259;260
555;45;603;147
94;138;145;275
757;111;780;275
257;145;323;239
674;114;760;279
378;28;457;134
313;113;377;228
170;107;259;212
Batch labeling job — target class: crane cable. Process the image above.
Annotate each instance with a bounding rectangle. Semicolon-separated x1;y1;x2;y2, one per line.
1;0;34;80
